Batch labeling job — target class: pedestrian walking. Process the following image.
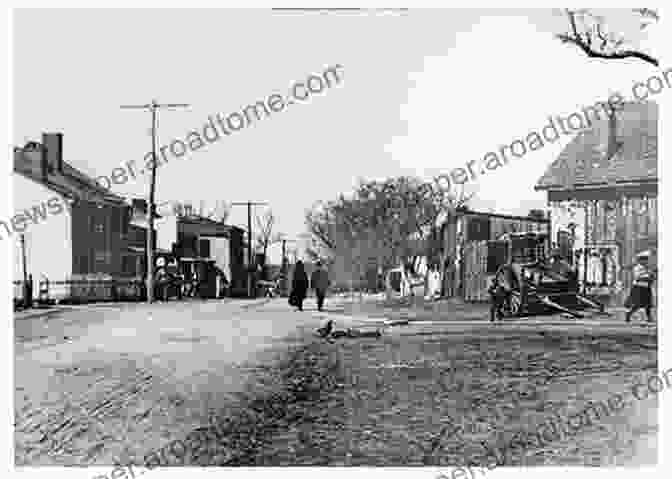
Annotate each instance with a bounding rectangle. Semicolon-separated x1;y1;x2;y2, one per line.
625;250;655;323
289;260;309;311
310;260;330;312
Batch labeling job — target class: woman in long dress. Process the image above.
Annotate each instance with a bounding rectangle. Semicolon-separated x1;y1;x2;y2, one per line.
289;260;309;311
625;251;655;323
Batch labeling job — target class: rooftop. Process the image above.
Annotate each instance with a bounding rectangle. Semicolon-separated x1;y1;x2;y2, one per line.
535;101;657;191
14;145;125;206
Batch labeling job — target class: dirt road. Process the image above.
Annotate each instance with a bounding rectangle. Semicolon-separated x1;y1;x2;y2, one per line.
14;298;328;466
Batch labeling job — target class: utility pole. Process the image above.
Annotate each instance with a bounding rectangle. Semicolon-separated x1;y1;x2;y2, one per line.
20;234;30;307
583;200;589;295
121;100;189;303
231;201;268;297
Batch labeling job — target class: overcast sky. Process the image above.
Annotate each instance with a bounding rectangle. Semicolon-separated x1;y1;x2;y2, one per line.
13;8;662;262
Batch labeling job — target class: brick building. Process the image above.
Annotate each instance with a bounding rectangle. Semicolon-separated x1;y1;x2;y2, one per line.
12;133;130;298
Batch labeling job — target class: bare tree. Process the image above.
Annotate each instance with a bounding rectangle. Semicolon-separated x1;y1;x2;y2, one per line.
255;209;280;259
556;8;659;66
304;175;473;280
171;200;231;223
206;200;231;223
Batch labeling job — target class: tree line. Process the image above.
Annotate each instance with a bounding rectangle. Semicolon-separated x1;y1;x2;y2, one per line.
304;176;471;288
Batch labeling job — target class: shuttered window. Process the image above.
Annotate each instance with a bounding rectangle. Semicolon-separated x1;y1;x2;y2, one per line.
199;239;210;258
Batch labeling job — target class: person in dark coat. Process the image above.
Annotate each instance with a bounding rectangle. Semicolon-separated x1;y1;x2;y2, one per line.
290;260;309;311
310;260;330;312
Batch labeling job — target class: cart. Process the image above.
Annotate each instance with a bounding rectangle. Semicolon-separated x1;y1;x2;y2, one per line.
491;232;605;318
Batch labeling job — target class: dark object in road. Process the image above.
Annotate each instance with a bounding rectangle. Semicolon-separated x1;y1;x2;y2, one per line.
316;320;382;340
340;328;382;339
316;319;334;338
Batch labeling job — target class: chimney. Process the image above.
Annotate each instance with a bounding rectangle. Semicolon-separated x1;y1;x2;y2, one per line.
39;141;49;182
42;133;63;174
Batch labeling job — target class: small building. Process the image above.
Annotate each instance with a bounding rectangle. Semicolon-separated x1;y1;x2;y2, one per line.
535;101;657;305
438;208;551;301
155;211;246;297
11;133;133;302
121;198;159;278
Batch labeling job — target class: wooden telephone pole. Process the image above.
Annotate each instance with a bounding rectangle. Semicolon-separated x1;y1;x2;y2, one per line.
121;100;189;303
20;234;30;307
232;201;269;297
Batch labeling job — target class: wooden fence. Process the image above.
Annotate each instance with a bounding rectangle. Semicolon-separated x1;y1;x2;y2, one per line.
13;278;146;305
462;241;490;302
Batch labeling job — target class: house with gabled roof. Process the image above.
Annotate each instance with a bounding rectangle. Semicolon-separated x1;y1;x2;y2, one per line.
535;101;657;305
12;133;133;301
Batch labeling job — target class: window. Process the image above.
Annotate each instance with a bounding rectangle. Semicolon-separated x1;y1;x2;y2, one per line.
466;217;491;242
93;214;105;233
94;250;112;265
579;244;620;288
77;254;90;274
199;239;211;258
122;255;137;275
115;207;130;237
178;234;197;257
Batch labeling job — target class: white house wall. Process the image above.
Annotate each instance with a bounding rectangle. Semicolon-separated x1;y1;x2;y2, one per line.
206;236;231;281
155;215;178;251
12;173;73;289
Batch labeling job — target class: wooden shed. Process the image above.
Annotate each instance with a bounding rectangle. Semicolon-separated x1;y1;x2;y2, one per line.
439;208;550;302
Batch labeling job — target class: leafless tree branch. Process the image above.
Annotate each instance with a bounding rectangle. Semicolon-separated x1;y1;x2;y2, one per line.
556;8;659;67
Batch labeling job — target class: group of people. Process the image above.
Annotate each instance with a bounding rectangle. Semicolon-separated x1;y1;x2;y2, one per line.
288;260;330;312
488;248;656;323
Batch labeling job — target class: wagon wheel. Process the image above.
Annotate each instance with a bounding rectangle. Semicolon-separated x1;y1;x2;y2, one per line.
494;265;522;318
500;291;522;317
507;291;523;317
